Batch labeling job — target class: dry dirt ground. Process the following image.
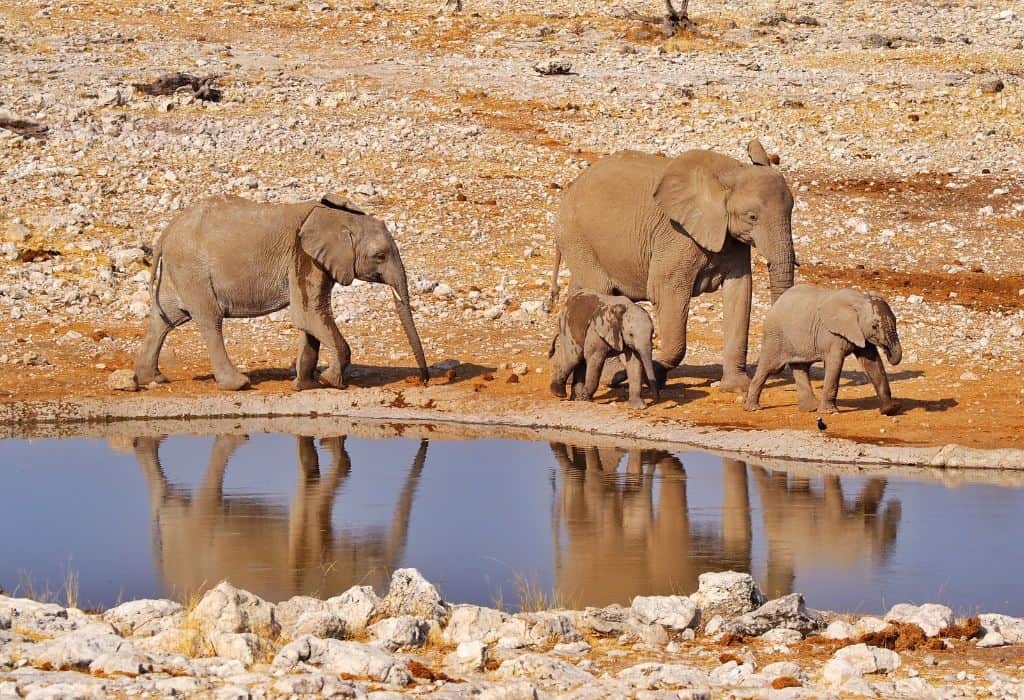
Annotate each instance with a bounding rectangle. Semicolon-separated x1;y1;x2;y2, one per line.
0;0;1022;451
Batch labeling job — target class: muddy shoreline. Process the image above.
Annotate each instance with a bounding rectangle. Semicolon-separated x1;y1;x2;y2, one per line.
2;387;1022;471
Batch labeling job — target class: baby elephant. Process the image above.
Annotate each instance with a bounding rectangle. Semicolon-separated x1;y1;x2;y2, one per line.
548;292;660;409
744;285;903;415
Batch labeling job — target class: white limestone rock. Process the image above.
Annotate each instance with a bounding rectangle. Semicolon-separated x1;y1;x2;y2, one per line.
102;599;183;638
495;653;595;689
979;613;1024;644
689;571;766;619
326;585;381;635
630;595;698;631
833;643;901;674
884;603;953;637
443;604;511;644
367;615;428;651
823;619;855;640
272;635;411;685
380;569;449;626
189;582;279;637
210;632;260;665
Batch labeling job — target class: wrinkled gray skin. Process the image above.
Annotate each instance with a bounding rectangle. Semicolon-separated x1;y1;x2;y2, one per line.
134;195;429;391
552;139;796;392
744;285;903;415
548;291;660;409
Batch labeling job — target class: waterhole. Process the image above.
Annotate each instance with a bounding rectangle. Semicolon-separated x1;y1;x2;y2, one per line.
2;429;1022;614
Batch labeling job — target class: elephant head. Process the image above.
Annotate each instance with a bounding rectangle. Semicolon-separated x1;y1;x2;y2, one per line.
822;291;902;365
300;198;430;383
620;306;660;402
653;139;796;302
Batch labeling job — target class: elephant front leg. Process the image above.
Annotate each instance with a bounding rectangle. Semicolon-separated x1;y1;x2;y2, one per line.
294;332;322;391
718;254;752;393
818;343;848;414
855;346;901;415
579;353;607;402
650;289;693;389
294;308;351;389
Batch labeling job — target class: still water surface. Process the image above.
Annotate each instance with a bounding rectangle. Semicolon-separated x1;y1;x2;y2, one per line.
2;432;1023;614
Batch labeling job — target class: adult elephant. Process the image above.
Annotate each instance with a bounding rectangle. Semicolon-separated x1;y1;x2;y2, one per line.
133;194;429;391
550;140;796;392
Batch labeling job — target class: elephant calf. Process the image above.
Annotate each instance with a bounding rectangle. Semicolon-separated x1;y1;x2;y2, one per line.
133;194;429;391
548;292;660;410
744;285;903;415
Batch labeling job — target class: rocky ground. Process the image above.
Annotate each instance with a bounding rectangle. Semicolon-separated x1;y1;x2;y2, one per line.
1;1;1023;448
2;568;1024;699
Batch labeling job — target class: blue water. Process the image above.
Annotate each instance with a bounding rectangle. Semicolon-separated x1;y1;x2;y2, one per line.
1;432;1022;615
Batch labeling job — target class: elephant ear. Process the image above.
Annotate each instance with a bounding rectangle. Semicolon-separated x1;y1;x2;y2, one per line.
821;292;867;348
298;205;356;285
320;193;365;215
591;305;625;352
747;139;772;166
653;152;729;253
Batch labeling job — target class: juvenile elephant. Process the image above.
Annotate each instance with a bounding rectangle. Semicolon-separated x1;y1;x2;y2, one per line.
133;194;429;391
743;285;903;415
551;140;796;392
548;291;660;409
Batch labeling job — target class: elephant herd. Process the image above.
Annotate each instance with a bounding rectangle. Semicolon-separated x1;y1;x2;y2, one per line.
130;434;900;605
132;139;904;415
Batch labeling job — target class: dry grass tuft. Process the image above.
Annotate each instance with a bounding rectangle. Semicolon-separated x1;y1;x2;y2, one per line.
407;660;456;682
512;573;576;612
717;632;746;646
856;622;946;652
939;617;982;640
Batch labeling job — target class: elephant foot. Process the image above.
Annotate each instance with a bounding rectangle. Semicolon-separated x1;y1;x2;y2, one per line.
797;397;819;412
549;382;567;398
742;399;761;412
319;367;346;389
817;402;839;414
718;373;751;394
628;398;647;410
294;377;322;391
216;372;251;391
616;363;669;389
134;368;168;386
879;400;902;416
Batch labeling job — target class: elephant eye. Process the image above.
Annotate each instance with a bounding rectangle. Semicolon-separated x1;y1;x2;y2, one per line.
745;211;758;222
373;252;387;262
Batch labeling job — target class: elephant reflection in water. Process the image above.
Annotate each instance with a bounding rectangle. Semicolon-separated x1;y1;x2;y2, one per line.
753;468;902;599
549;442;901;606
132;435;428;601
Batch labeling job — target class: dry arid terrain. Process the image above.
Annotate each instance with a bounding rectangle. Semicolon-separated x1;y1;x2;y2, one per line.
1;0;1023;450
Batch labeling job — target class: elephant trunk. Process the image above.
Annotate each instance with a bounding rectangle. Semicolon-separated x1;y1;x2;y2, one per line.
883;338;902;366
765;222;796;305
641;350;660;404
387;269;430;383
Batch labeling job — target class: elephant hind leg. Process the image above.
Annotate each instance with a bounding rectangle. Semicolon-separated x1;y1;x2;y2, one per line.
743;335;785;411
559;243;616;296
790;362;818;411
134;288;189;386
194;314;250;391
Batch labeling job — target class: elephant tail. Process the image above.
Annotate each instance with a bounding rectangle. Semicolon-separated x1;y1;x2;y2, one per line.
547;245;562;311
149;244;173;326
